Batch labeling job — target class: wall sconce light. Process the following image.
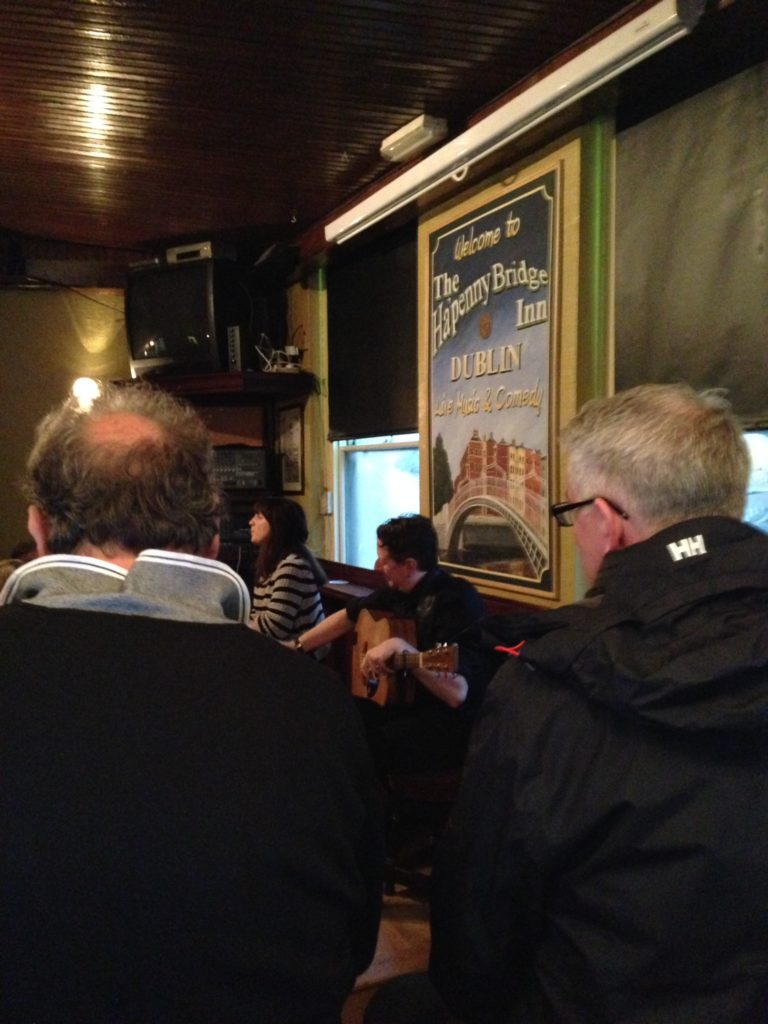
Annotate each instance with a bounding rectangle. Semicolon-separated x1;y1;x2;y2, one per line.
325;0;704;245
71;377;102;411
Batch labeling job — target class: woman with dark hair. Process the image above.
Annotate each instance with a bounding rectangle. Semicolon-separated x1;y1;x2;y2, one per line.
248;497;328;650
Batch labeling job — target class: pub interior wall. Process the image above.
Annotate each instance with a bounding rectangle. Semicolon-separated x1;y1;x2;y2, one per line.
0;289;130;558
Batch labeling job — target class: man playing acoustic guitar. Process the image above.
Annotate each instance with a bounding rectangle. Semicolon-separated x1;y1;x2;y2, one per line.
295;514;491;776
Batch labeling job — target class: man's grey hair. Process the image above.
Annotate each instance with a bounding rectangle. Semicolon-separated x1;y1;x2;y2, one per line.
25;383;224;555
560;383;749;530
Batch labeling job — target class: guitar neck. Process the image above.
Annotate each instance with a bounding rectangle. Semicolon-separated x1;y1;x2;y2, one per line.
398;651;425;672
395;644;458;675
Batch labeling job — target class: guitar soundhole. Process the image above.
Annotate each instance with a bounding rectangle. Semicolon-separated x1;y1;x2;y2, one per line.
365;675;379;699
362;642;378;699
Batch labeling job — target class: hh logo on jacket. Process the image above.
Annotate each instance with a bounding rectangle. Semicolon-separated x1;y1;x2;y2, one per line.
666;534;707;561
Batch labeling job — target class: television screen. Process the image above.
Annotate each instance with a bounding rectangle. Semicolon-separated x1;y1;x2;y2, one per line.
126;260;249;377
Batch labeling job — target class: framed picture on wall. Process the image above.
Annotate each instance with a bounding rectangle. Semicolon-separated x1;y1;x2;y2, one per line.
418;136;587;605
277;404;304;494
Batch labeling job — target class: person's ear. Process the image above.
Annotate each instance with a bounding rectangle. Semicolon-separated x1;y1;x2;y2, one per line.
27;505;51;556
593;497;631;553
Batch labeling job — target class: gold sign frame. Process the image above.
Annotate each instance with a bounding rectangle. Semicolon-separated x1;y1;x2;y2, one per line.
418;138;583;606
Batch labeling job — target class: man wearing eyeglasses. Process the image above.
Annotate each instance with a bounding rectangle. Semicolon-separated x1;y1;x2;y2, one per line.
429;383;768;1024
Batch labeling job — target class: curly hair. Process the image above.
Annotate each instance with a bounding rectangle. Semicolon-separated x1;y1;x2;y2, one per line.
25;383;224;555
376;514;438;570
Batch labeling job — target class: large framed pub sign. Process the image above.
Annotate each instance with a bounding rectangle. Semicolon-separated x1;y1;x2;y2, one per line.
418;138;583;603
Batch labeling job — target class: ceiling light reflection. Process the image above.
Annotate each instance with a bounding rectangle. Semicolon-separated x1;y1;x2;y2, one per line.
86;82;110;138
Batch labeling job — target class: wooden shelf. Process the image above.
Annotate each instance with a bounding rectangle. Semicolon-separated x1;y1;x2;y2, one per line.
144;370;317;402
121;370;318;494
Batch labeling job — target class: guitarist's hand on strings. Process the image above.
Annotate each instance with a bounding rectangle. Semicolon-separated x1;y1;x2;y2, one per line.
360;637;414;678
361;637;467;709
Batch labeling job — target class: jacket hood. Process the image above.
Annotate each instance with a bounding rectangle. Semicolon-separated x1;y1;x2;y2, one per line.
519;517;768;735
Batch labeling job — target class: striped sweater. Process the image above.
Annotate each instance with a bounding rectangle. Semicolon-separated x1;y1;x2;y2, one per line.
250;552;325;642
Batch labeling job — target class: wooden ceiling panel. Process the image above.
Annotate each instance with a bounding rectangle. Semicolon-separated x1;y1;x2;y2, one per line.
0;0;761;257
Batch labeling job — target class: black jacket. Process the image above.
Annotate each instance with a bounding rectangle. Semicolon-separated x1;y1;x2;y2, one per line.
430;516;768;1023
0;604;384;1024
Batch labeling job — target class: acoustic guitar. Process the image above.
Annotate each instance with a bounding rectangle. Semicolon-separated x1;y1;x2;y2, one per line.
350;608;459;707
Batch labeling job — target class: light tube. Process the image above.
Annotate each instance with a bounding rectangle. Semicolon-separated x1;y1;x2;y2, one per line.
324;0;704;244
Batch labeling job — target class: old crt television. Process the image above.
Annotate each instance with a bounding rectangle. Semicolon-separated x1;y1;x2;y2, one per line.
126;259;249;377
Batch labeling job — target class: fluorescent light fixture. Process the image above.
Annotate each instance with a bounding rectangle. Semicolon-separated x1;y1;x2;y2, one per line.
325;0;704;244
380;114;448;163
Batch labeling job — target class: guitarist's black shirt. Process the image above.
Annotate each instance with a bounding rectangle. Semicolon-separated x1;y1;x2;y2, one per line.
346;568;491;717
